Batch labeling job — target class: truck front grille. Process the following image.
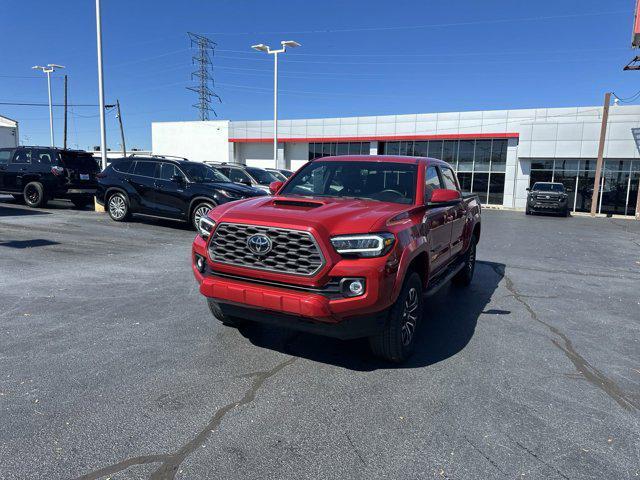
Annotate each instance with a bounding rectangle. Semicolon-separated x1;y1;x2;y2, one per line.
209;223;325;276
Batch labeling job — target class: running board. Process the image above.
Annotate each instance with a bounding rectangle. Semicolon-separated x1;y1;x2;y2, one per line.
424;259;465;297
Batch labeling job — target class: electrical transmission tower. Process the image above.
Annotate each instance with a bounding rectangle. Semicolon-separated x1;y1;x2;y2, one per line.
187;32;221;120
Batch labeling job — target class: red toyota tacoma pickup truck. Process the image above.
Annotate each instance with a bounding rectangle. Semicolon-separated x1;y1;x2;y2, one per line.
192;155;481;362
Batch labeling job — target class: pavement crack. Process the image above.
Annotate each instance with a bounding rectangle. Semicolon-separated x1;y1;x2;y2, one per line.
74;356;297;480
344;431;367;466
513;440;570;480
490;264;639;413
463;436;507;476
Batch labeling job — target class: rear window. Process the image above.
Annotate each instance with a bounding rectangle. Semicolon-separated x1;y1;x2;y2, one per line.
58;151;100;171
112;159;133;173
133;161;157;177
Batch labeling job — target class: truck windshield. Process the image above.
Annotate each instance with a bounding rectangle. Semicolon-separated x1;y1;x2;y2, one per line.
280;161;417;204
246;167;278;185
58;151;100;172
533;183;565;192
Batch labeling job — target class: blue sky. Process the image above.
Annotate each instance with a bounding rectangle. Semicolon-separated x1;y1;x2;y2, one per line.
1;0;638;150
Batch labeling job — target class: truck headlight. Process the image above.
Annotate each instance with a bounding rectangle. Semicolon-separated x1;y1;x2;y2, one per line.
330;233;395;258
198;217;216;239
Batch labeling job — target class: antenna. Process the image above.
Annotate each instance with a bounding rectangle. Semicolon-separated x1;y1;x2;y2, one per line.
187;32;222;120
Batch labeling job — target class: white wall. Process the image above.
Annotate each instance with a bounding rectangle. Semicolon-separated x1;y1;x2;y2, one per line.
152;121;230;163
236;142;272;167
0;126;17;148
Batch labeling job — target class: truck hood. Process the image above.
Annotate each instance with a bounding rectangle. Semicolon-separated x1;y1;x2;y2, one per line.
211;195;412;235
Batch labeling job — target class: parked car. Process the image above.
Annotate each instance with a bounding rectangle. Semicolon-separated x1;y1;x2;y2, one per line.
0;146;99;208
192;155;481;362
205;163;280;193
266;167;294;179
96;156;266;229
526;182;570;216
265;168;288;181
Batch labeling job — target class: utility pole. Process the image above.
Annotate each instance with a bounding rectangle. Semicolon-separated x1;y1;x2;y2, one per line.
95;0;107;170
116;100;126;157
187;32;221;120
63;75;68;150
590;92;611;216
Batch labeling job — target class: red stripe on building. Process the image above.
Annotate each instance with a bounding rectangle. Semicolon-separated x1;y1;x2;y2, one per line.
229;132;519;143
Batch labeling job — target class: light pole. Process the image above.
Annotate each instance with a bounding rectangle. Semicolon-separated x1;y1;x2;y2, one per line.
32;64;65;147
95;0;107;171
251;40;301;170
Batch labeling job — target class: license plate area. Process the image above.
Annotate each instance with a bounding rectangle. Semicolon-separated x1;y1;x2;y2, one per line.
80;174;90;181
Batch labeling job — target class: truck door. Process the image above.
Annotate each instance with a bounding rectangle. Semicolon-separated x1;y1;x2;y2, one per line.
152;162;187;219
423;165;452;273
439;166;467;258
128;160;158;213
0;148;15;189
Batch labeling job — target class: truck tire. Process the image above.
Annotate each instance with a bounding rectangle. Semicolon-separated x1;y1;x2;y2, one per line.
207;298;245;328
452;234;477;287
563;208;570;217
525;206;531;215
23;182;47;208
107;192;130;222
369;272;423;363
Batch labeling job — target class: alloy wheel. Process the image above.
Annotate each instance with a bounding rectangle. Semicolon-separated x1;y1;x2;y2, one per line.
193;205;211;229
400;287;419;346
109;195;126;220
25;185;39;204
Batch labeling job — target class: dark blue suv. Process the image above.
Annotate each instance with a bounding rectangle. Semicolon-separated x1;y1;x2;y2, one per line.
96;156;266;229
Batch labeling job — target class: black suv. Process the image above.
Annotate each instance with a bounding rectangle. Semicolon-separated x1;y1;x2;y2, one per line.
526;182;570;216
0;146;99;208
96;156;266;229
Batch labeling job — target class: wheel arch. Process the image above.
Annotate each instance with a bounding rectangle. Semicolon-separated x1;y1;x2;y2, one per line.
188;196;217;219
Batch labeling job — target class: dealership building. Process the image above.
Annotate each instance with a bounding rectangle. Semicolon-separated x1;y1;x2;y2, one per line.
152;105;640;216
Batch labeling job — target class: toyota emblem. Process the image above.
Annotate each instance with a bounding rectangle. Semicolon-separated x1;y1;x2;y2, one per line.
247;234;272;255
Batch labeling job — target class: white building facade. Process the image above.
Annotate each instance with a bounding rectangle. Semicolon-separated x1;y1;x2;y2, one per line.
152;105;640;216
0;115;19;149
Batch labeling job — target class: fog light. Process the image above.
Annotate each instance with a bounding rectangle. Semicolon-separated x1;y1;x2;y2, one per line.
340;278;365;297
195;254;206;273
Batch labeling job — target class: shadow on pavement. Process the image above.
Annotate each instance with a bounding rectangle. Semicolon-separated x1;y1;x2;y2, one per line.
0;197;52;217
0;239;61;249
237;260;505;371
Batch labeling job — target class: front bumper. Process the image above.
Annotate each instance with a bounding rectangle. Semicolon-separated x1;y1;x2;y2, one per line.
192;237;396;337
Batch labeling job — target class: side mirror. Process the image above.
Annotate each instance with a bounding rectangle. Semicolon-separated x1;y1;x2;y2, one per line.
428;188;461;205
239;178;252;186
269;180;283;195
171;174;185;184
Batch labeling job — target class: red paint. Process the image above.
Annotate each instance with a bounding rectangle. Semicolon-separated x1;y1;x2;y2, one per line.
229;132;519;143
634;0;640;48
192;156;481;338
430;188;461;203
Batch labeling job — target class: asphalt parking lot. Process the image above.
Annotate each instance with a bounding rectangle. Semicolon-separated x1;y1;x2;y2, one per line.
0;196;638;480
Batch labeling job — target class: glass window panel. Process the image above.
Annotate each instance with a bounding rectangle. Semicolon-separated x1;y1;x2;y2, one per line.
631;160;640;172
531;160;554;170
322;143;331;156
472;172;489;203
330;143;336;156
474;140;491;171
600;170;631;215
427;140;443;159
457;140;474;172
629;173;639;216
442;141;457;164
336;143;349;156
361;142;370;155
399;141;412;156
425;166;442;202
575;170;596;212
386;142;400;155
440;167;459;191
604;159;630;172
579;159;597;172
457;172;472;192
413;141;428;157
554;159;579;172
488;173;505;204
133;161;156;177
491;140;508;161
530;170;553;187
308;143;315;160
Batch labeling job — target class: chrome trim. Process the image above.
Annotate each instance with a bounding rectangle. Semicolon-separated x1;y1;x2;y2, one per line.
208;222;326;277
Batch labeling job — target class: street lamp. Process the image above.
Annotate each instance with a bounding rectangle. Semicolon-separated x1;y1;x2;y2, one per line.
251;40;301;169
32;64;65;147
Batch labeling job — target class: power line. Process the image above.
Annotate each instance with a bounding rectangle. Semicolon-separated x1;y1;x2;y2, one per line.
202;10;626;36
187;32;221;120
0;101;98;107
